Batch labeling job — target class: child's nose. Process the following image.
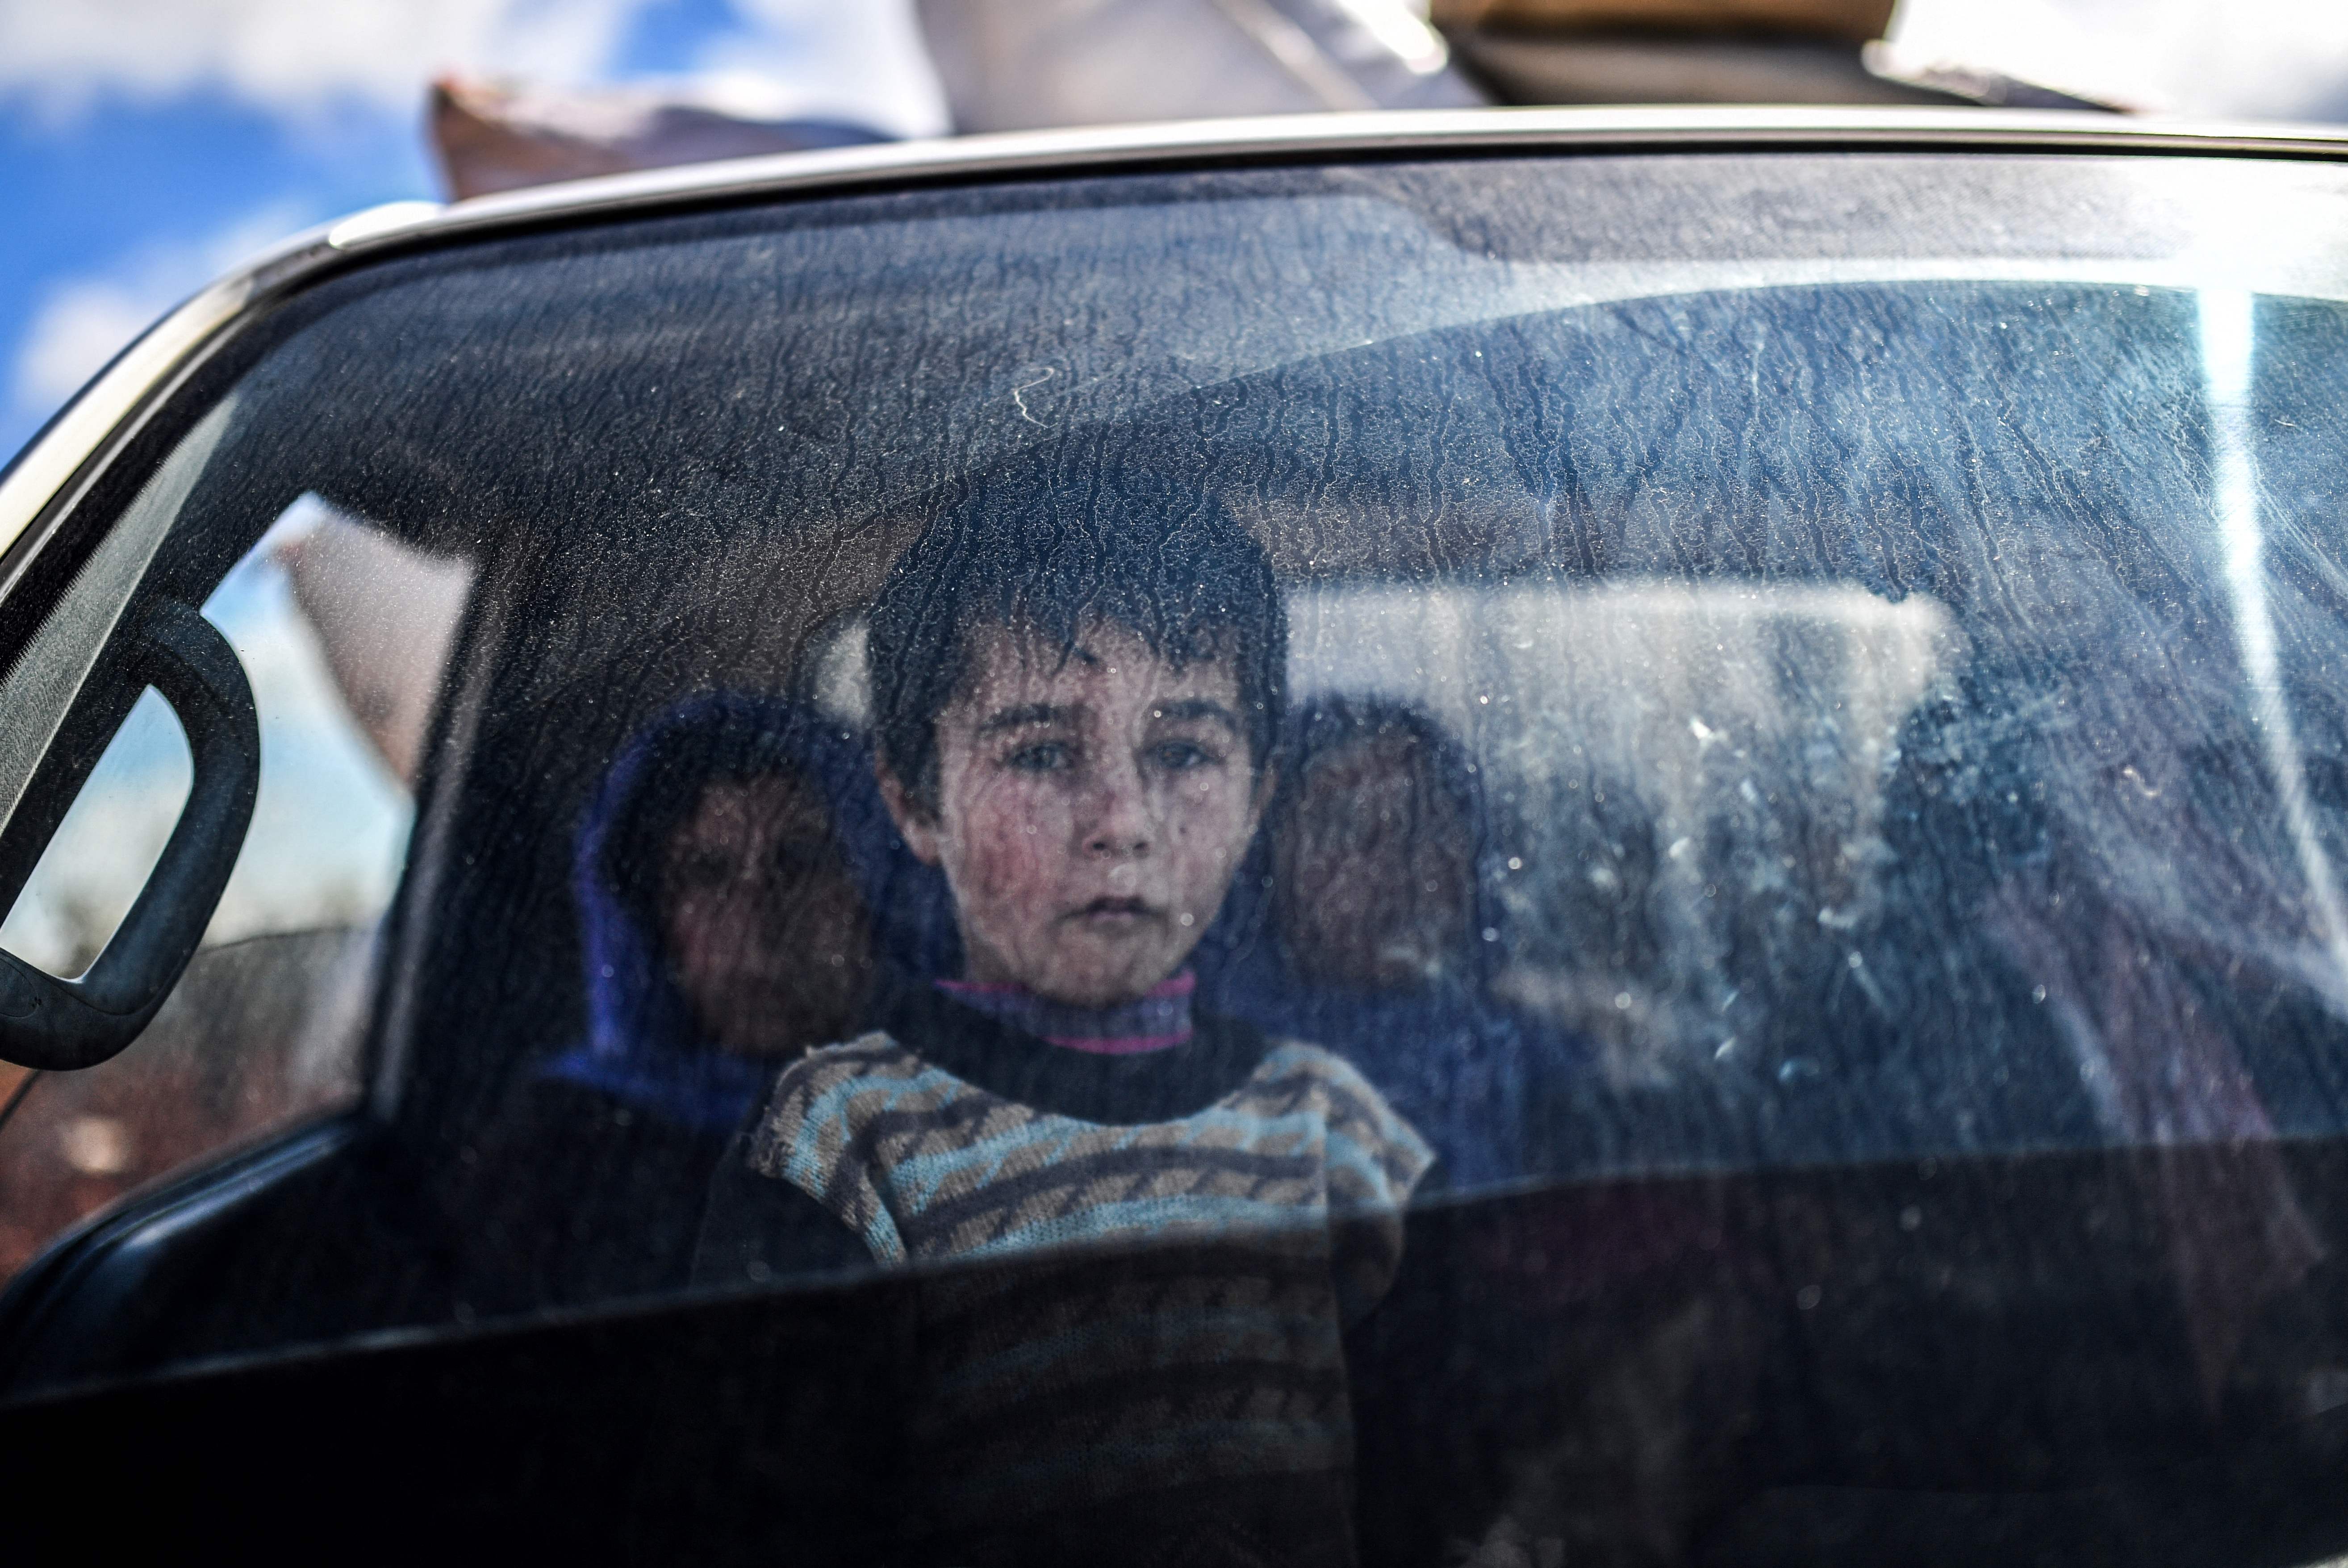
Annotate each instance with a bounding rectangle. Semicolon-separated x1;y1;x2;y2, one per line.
1081;759;1153;857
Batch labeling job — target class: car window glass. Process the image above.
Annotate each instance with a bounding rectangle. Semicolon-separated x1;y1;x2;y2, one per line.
0;494;469;1282
9;159;2348;1523
0;397;238;836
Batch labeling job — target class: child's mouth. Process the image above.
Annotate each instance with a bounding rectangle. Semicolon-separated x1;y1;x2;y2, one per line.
1071;896;1156;925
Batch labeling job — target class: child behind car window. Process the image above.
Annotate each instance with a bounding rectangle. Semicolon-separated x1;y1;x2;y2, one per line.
1277;696;1484;991
695;469;1433;1559
554;695;885;1129
455;698;902;1313
1197;696;1575;1190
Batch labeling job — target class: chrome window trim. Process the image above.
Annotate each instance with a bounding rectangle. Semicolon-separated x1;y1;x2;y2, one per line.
8;102;2348;589
0;224;355;607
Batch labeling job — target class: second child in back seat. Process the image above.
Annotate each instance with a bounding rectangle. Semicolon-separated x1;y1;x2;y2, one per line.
454;698;891;1311
553;695;885;1128
1201;697;1575;1190
696;471;1433;1564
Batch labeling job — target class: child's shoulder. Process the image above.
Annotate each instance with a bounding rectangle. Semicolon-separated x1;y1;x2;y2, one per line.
1243;1035;1437;1201
748;1029;979;1182
756;1031;945;1137
1251;1035;1388;1102
1249;1037;1427;1139
767;1027;985;1115
773;1029;920;1088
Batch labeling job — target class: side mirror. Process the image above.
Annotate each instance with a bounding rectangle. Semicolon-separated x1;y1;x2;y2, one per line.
0;599;259;1070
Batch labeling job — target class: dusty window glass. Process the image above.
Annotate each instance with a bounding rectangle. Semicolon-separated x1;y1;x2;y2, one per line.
10;152;2348;1559
0;496;469;1280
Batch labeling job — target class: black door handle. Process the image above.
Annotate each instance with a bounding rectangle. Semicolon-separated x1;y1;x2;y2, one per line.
0;599;260;1070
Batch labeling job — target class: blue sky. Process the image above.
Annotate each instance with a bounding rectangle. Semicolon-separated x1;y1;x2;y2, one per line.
0;0;946;463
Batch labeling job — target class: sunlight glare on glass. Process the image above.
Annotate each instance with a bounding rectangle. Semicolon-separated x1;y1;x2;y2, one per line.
2200;285;2348;1002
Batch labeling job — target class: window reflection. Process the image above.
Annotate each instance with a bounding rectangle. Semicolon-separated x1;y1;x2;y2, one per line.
1289;581;1960;1096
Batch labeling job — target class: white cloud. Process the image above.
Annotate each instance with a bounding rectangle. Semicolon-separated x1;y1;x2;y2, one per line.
1889;0;2348;120
0;0;657;123
693;0;948;138
12;287;157;415
0;0;949;134
12;201;311;415
3;3;952;424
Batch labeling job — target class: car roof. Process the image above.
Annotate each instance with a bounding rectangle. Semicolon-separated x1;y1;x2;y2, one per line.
8;102;2348;580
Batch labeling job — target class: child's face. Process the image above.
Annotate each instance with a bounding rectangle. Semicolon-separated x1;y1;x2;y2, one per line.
883;620;1268;1008
662;773;873;1053
1276;730;1474;989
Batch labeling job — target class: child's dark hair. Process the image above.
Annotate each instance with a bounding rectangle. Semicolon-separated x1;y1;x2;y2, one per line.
868;468;1286;810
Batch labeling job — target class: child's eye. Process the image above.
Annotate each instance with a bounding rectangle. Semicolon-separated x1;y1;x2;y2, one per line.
1005;741;1073;773
1151;740;1220;771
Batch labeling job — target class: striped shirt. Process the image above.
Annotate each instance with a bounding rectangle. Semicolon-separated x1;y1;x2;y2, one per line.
706;984;1434;1550
748;1033;1429;1283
